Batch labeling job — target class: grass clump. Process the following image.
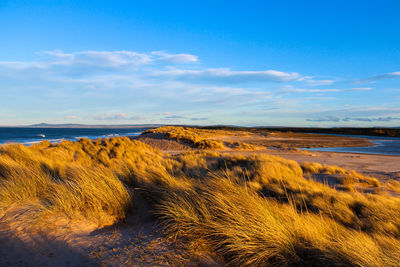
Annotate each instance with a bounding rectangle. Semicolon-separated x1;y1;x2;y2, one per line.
143;126;225;149
301;161;347;175
143;126;264;150
225;141;261;150
340;171;381;187
301;161;381;188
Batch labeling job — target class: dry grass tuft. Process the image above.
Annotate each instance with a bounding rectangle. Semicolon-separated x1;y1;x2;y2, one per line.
301;161;347;175
301;161;381;188
225;141;261;150
143;126;226;149
386;180;400;194
143;126;261;150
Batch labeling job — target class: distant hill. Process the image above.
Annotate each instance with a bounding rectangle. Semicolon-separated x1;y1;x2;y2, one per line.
201;126;400;137
27;123;164;129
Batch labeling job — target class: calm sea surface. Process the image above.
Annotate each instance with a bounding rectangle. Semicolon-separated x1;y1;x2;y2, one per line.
0;127;152;145
304;134;400;156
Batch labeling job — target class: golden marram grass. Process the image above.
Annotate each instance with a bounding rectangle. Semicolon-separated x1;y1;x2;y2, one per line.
0;129;399;266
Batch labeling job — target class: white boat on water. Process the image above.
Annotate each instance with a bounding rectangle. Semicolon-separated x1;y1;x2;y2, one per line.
38;134;45;138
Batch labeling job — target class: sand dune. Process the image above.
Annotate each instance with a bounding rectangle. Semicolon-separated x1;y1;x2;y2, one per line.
1;127;400;266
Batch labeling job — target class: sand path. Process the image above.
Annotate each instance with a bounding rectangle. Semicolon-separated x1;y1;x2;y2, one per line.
0;195;192;266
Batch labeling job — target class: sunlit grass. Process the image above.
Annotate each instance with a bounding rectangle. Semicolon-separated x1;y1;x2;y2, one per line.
0;132;399;265
143;126;260;150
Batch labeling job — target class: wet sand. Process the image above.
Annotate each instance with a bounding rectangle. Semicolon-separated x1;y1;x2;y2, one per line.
218;131;373;148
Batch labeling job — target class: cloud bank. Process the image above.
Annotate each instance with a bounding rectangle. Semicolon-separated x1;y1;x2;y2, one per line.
307;116;400;122
0;50;397;126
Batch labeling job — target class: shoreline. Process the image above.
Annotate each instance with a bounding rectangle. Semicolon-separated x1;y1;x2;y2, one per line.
305;149;400;157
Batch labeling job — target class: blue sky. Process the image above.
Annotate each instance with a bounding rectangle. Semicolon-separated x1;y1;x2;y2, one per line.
0;0;399;126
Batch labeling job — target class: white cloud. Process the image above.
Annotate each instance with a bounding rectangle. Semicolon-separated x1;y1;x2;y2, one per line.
155;68;301;83
43;50;153;68
42;50;199;67
2;49;389;126
304;79;335;86
281;86;372;93
306;116;341;122
307;116;400;122
152;51;198;63
0;50;199;72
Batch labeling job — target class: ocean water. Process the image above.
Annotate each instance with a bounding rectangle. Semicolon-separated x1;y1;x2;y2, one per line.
0;127;151;145
305;135;400;156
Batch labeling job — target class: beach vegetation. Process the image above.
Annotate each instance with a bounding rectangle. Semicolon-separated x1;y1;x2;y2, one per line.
0;133;399;265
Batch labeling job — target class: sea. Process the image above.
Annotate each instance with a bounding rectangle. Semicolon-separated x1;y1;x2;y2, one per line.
304;134;400;156
0;127;152;145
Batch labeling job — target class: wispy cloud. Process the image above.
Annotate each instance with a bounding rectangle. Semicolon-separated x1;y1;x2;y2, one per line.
356;71;400;83
306;116;341;122
305;106;400;123
155;68;302;83
190;117;208;121
42;50;152;67
282;86;372;93
151;51;198;63
0;50;198;71
164;115;186;119
0;50;397;126
304;79;335;86
307;116;400;122
343;116;400;122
